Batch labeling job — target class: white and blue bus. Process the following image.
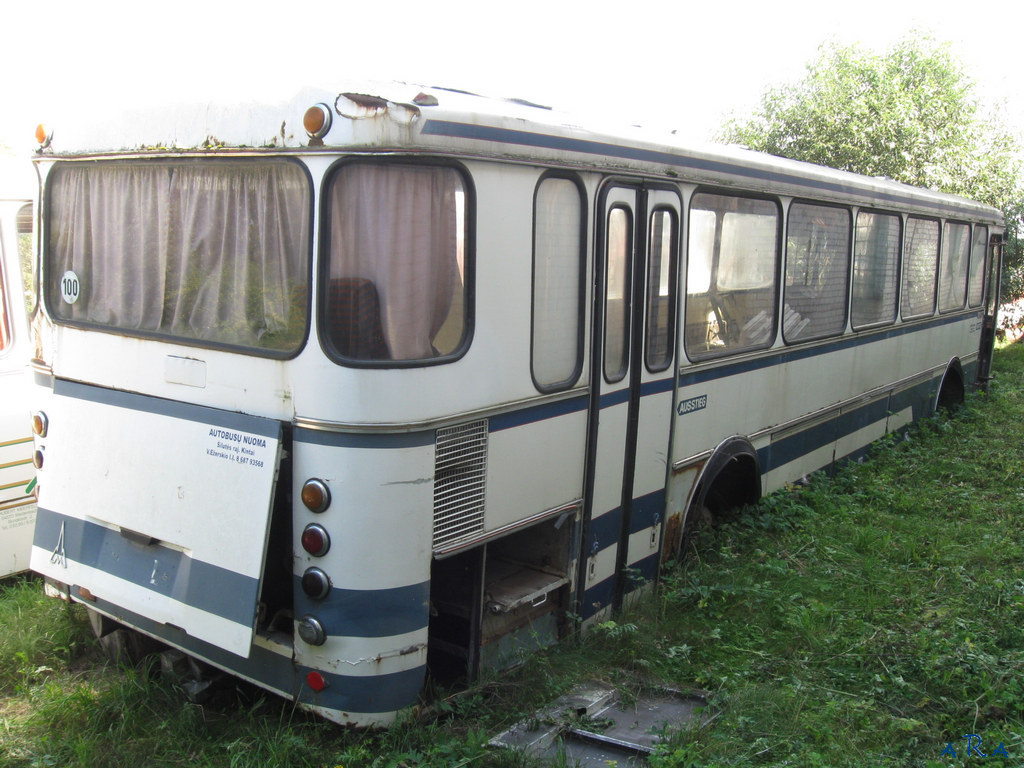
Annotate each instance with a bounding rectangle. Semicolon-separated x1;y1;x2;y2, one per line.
1;157;36;579
29;84;1003;725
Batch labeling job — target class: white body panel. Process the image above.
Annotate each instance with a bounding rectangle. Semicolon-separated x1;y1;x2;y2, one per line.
30;382;281;656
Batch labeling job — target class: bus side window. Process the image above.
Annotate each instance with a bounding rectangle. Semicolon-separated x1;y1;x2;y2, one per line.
901;217;940;320
685;193;779;360
531;175;585;391
968;225;988;308
938;221;970;313
783;202;850;343
17;203;34;316
851;211;900;329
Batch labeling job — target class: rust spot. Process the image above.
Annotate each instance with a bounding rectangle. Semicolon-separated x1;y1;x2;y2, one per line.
341;92;388;110
662;512;683;560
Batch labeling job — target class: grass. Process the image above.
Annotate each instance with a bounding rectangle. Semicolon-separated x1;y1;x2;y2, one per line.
4;343;1024;766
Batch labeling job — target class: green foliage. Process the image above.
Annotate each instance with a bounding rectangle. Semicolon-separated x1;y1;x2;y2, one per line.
719;33;1024;300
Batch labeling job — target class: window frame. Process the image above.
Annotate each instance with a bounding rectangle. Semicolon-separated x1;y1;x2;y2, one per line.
42;157;314;360
530;172;587;393
782;199;852;345
603;203;634;383
317;157;475;369
683;189;782;362
644;203;679;373
851;208;902;331
967;224;989;309
900;215;941;321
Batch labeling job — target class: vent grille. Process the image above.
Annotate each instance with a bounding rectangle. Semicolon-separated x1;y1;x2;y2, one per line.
433;419;488;549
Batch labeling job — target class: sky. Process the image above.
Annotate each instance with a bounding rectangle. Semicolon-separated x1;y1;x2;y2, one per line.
1;0;1021;158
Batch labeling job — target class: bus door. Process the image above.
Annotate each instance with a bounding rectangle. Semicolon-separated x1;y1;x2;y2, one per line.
977;233;1003;386
580;183;680;620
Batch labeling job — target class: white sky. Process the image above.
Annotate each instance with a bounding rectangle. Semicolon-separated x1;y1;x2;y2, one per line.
1;0;1021;156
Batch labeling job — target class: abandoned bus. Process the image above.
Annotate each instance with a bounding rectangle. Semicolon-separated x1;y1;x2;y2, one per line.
0;157;36;578
29;84;1003;725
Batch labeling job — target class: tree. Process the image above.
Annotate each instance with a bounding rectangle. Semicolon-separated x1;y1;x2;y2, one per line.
720;34;1024;302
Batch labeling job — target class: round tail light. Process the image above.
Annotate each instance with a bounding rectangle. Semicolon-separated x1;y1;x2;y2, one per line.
297;615;327;646
301;567;331;600
300;479;331;513
301;523;330;557
32;411;49;437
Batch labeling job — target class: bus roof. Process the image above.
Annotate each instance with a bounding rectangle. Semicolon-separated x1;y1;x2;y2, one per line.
34;81;1004;226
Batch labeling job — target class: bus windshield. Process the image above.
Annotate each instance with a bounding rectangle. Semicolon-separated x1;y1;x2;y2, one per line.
45;159;311;355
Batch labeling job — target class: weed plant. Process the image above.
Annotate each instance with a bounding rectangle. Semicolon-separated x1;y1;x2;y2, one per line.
2;344;1024;767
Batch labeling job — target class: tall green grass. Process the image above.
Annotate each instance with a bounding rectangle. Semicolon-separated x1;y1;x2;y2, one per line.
3;343;1024;767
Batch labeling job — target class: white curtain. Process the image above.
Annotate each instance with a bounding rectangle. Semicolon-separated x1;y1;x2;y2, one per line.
327;163;463;361
47;160;310;352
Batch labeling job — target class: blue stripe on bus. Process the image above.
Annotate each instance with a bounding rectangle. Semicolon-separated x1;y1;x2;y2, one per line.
679;313;972;387
79;589;425;716
627;551;660;585
36;507;257;627
589;490;664;547
489;392;589;431
294;578;430;638
294;662;426;716
421;120;997;221
581;574;616;619
758;377;935;473
53;379;281;438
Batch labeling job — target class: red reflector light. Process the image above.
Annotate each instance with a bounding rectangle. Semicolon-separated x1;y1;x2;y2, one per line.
306;671;328;691
301;523;330;557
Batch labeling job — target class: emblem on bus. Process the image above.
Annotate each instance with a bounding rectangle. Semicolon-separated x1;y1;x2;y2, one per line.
50;521;67;569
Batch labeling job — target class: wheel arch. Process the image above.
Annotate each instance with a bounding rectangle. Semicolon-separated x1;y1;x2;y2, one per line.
935;357;965;412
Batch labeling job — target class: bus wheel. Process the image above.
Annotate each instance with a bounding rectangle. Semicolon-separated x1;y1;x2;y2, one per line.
87;608;163;669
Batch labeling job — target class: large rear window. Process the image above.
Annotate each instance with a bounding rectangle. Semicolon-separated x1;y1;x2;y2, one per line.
45;159;311;356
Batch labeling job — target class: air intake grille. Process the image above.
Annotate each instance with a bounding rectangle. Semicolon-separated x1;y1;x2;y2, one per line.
433;419;488;549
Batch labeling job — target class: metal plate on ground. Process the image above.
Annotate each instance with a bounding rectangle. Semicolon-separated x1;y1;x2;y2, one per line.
491;682;709;765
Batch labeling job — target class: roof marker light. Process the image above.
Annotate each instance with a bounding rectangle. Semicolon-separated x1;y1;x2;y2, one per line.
303;103;332;140
35;124;52;148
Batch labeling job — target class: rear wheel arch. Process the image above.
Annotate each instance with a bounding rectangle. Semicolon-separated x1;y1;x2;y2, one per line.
677;436;762;558
936;358;965;412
